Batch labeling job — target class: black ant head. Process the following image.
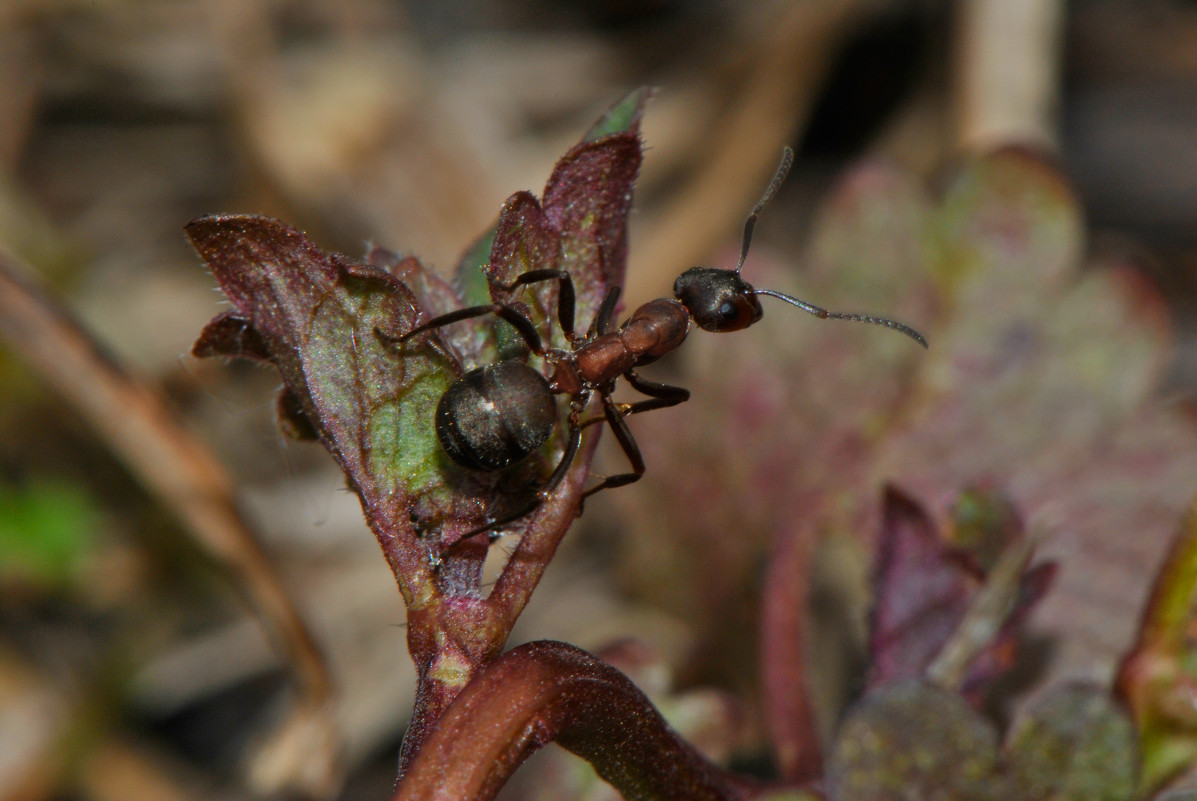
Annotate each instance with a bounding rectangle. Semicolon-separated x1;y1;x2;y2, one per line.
672;147;790;334
674;266;763;332
672;147;928;348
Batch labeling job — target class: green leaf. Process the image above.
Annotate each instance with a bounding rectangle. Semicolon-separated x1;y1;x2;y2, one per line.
1005;684;1138;801
583;87;651;142
455;227;497;307
190;217;451;500
188;215;457;601
0;479;96;586
1117;501;1197;794
827;681;1000;800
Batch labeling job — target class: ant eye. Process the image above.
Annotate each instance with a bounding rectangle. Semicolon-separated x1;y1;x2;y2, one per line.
709;295;762;332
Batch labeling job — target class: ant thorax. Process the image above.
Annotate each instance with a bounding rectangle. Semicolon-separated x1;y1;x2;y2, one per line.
546;356;585;395
618;299;690;363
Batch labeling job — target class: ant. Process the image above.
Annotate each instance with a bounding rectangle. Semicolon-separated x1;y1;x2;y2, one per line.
391;147;927;542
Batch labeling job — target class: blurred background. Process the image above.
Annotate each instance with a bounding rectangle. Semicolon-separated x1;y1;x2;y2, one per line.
2;0;1197;799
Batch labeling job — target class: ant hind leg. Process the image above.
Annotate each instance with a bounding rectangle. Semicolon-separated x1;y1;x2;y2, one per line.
582;392;648;499
620;370;690;414
579;371;689;430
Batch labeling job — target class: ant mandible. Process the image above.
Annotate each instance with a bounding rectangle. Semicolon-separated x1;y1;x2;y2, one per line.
393;147;927;541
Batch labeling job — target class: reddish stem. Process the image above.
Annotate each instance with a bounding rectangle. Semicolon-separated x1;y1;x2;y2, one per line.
395;441;596;774
394;641;759;801
759;522;823;782
488;438;597;628
398;593;509;774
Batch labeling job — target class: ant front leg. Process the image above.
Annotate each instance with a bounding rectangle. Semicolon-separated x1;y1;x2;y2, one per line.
590;286;621;337
496;270;623;344
493;269;581;345
394;302;546;355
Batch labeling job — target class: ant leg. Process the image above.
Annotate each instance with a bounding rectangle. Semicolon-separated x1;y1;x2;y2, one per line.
578;371;689;430
619;370;691;415
394;303;545;354
591;286;621;336
582;392;647;498
531;404;585;500
494;269;579;345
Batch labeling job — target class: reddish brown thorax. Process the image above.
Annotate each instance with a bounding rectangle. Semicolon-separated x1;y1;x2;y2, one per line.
550;298;690;396
574;334;630;383
620;299;690;362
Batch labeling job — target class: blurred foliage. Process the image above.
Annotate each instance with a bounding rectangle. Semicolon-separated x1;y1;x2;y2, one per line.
0;478;97;589
1119;504;1197;793
616;147;1197;702
2;0;1197;799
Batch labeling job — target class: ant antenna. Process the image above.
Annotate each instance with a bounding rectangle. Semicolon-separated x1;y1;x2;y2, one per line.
755;289;929;347
735;146;795;274
726;145;928;348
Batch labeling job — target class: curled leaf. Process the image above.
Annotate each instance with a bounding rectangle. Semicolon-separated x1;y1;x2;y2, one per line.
868;486;1052;698
868;487;973;688
192;310;271;361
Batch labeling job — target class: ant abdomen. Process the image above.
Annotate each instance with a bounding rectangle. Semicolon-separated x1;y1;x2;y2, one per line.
435;360;557;471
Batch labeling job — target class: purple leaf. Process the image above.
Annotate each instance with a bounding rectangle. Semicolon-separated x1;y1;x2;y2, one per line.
187;214;461;595
542;134;643;327
867;487;974;688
